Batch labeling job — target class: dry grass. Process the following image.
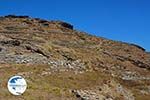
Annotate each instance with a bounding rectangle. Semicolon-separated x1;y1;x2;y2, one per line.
0;64;111;100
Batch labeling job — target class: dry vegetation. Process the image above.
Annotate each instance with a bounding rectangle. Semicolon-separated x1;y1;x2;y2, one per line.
0;15;150;100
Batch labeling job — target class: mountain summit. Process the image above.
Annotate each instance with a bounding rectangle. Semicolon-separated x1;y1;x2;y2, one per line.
0;15;150;100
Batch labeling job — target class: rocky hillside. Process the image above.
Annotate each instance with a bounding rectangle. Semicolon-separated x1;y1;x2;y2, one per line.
0;15;150;100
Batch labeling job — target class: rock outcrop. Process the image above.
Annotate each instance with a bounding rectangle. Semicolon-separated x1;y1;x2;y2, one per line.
0;15;149;100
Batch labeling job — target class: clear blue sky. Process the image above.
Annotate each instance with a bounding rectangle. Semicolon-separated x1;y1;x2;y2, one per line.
0;0;150;51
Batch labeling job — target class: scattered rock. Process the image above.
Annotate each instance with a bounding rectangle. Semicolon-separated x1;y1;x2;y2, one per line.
72;90;101;100
116;85;135;100
48;59;86;72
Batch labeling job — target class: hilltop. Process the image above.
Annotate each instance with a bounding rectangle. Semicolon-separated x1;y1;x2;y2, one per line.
0;15;150;100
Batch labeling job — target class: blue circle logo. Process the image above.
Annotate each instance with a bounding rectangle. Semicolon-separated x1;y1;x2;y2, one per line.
7;76;27;95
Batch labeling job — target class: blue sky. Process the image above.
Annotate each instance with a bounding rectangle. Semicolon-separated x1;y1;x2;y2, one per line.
0;0;150;51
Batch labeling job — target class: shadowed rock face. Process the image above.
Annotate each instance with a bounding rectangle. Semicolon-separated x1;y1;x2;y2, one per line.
2;15;30;19
0;15;150;100
130;43;145;51
57;21;73;29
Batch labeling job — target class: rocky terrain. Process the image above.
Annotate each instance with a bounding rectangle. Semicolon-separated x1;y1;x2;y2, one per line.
0;15;150;100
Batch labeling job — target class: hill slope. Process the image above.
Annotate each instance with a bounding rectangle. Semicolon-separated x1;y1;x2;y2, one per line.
0;15;150;100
